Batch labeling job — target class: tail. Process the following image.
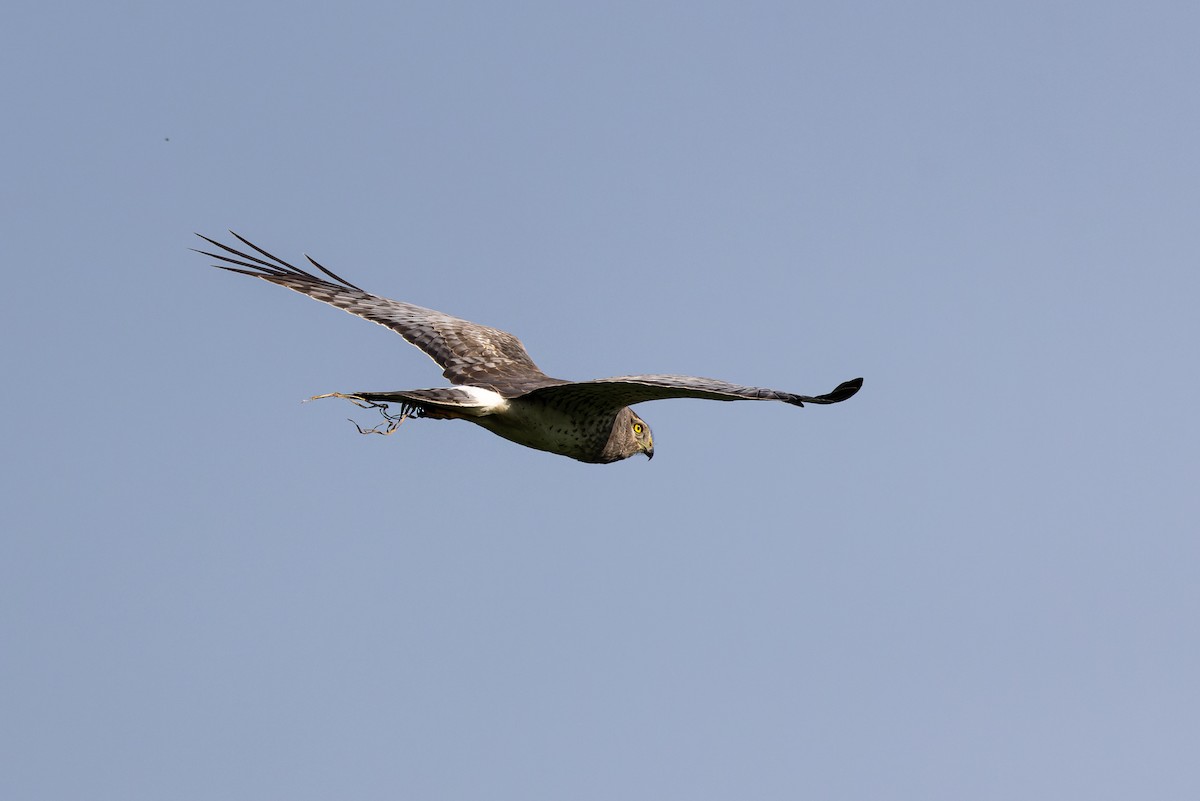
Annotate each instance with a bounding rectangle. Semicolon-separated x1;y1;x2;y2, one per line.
310;386;504;421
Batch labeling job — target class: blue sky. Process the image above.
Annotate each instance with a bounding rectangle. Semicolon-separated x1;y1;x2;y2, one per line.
3;2;1198;799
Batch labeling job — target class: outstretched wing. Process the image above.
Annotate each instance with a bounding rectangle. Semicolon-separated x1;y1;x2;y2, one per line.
519;375;863;412
194;233;564;396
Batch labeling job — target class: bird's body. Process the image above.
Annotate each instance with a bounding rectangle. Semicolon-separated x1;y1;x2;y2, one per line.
195;233;862;463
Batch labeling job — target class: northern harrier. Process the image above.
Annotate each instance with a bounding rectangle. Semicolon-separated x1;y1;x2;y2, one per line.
195;233;862;464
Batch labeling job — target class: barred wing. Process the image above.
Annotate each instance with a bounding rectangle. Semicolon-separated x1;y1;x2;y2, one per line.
519;375;863;412
195;233;563;396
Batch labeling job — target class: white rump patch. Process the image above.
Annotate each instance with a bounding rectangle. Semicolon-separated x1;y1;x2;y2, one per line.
457;385;508;411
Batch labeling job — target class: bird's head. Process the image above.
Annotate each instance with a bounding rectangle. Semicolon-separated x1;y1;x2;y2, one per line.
598;407;653;462
629;410;653;460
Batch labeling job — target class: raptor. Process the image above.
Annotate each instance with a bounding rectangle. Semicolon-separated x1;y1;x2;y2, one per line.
195;233;862;463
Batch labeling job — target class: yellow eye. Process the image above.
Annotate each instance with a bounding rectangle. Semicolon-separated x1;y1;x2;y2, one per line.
633;422;644;435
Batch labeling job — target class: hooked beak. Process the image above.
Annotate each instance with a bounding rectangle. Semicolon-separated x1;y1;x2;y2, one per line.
643;442;654;460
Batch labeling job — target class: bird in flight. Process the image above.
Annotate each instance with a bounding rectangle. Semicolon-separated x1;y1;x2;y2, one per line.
195;233;862;464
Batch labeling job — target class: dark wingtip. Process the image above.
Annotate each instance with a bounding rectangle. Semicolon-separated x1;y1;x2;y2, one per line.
193;232;364;291
305;253;365;291
819;377;863;404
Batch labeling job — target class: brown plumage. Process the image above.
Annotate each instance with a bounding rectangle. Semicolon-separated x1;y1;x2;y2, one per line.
195;233;862;464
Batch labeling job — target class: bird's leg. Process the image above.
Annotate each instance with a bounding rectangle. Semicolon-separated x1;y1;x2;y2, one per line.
304;392;414;436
